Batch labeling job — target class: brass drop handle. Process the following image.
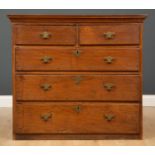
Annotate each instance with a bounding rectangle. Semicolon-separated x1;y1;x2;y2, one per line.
104;56;115;64
41;113;52;121
73;50;81;57
104;83;115;91
40;31;51;39
104;114;115;122
41;56;53;64
40;83;52;91
74;105;81;113
103;32;115;39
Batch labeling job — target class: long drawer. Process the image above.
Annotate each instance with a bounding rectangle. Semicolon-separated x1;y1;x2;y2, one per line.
79;24;140;45
15;25;76;45
15;102;140;134
16;47;140;72
16;75;140;101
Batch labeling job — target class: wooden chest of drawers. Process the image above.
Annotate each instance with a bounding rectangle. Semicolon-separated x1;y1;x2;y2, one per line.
8;15;147;140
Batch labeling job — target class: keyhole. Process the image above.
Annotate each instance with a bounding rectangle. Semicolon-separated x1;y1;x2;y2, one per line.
74;50;81;57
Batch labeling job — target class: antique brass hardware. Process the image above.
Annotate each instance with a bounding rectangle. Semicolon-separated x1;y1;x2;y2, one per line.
104;83;115;91
73;76;83;85
40;31;51;39
103;32;115;39
73;50;81;57
74;105;81;113
41;56;53;64
40;83;52;91
104;114;115;122
41;113;52;121
104;56;115;64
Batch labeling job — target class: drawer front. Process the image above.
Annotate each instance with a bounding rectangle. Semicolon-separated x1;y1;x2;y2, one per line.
16;75;140;101
15;26;76;45
80;24;140;45
15;103;140;134
16;47;139;72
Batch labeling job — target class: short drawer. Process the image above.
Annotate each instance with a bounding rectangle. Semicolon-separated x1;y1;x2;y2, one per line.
15;25;76;45
16;75;140;101
16;47;140;72
79;24;140;45
15;102;140;134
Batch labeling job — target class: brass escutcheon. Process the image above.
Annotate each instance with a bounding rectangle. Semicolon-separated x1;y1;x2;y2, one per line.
73;50;81;57
74;105;81;113
73;76;83;85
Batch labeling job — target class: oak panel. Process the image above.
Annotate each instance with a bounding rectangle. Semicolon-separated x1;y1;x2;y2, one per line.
15;25;76;45
80;24;140;45
16;75;140;101
16;47;140;72
15;103;140;134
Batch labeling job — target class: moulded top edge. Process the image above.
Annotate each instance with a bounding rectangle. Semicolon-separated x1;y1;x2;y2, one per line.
8;14;148;23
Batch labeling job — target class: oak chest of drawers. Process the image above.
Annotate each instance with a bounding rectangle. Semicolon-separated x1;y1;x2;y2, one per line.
9;15;147;140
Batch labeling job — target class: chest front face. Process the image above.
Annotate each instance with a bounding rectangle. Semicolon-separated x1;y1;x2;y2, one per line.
9;14;146;140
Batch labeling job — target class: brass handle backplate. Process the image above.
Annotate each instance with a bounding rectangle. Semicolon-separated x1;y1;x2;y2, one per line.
40;31;51;39
104;114;115;122
40;83;52;91
41;113;52;121
41;56;53;64
73;50;81;57
104;83;115;91
74;105;81;113
104;56;115;64
103;32;115;39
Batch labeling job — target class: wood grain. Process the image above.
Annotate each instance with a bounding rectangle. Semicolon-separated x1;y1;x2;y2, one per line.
15;103;140;134
16;47;140;72
80;24;140;45
16;75;140;101
15;25;76;45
